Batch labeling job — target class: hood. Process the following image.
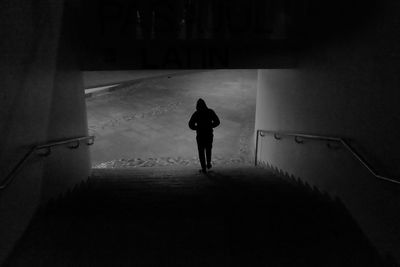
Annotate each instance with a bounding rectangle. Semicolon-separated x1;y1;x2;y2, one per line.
196;98;208;111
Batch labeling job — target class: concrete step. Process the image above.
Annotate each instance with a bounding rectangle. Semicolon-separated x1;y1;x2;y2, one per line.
5;166;385;267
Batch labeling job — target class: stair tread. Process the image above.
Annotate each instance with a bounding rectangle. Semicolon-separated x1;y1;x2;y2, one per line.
4;166;384;267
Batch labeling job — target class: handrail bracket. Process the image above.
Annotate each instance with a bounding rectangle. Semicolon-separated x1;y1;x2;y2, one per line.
0;135;95;191
255;130;400;184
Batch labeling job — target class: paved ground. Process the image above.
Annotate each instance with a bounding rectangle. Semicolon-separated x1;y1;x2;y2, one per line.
83;70;194;88
86;70;257;168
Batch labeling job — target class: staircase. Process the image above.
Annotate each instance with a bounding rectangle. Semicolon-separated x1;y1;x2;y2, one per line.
4;167;385;266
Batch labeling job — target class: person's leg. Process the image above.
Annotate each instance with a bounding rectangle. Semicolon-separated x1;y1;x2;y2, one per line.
206;135;213;169
196;137;207;171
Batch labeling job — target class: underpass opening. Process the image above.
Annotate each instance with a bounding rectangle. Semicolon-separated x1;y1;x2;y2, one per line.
85;69;257;170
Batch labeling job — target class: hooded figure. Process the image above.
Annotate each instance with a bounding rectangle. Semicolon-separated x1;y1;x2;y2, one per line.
189;99;220;173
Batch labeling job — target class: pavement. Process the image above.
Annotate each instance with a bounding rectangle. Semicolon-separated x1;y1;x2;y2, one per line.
83;70;201;89
85;84;121;97
86;70;258;168
84;70;203;98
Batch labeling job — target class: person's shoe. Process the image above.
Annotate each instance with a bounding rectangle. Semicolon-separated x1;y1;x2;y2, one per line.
199;169;207;174
207;163;212;169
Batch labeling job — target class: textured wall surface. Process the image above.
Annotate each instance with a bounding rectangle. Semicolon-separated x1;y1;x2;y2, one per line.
255;0;400;260
0;0;90;264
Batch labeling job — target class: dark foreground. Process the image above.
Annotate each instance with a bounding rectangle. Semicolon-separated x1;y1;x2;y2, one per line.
5;167;385;266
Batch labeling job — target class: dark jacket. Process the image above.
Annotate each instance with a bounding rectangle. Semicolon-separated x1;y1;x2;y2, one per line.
188;100;220;136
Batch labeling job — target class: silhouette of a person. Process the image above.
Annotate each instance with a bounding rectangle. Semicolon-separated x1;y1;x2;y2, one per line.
189;99;220;173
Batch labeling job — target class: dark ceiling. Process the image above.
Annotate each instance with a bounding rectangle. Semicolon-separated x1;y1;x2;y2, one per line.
68;0;379;69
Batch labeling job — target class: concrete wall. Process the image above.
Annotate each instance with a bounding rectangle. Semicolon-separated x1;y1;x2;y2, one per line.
0;0;90;264
255;0;400;261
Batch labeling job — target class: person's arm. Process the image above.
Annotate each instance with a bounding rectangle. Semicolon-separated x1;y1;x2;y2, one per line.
188;112;197;130
211;110;220;128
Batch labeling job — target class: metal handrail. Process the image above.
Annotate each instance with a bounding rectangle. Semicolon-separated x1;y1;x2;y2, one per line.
0;136;95;190
255;130;400;185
